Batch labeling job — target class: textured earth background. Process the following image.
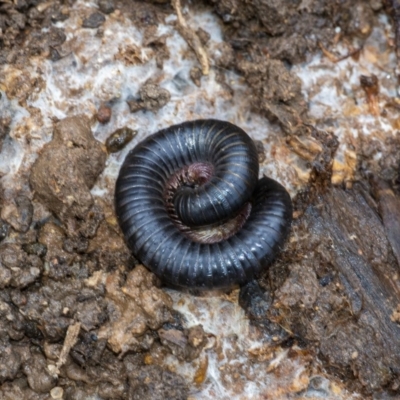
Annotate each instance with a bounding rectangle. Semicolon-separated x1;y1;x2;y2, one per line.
1;0;400;399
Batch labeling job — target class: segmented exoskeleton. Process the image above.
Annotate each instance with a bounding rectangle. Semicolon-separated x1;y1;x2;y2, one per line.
115;119;292;290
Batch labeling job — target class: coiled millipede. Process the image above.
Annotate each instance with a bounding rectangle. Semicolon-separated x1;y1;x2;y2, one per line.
115;119;292;290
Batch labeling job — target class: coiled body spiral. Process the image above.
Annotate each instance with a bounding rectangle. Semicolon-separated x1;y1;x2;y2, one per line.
115;119;292;290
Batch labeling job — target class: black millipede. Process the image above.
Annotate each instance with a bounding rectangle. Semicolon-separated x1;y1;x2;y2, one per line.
115;119;292;290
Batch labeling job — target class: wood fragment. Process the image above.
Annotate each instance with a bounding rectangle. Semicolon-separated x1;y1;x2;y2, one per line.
360;74;380;116
56;322;81;370
193;355;208;386
318;41;362;63
370;175;400;267
172;0;209;75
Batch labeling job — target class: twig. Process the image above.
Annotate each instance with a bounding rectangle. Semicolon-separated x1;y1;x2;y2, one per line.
57;322;81;370
172;0;209;75
48;322;81;376
318;41;362;63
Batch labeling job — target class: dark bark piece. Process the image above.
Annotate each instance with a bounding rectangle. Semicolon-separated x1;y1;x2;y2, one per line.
239;280;289;342
276;183;400;393
370;176;400;268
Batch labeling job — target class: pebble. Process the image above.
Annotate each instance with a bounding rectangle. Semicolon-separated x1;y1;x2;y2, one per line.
98;0;115;14
22;243;48;258
106;127;137;153
50;386;64;399
82;12;105;29
1;195;33;233
97;104;112;124
0;219;10;242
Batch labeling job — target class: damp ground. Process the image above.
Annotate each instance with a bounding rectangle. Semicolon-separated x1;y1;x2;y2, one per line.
0;1;399;399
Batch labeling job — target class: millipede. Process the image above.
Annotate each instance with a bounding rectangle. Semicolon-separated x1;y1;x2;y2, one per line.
115;119;292;290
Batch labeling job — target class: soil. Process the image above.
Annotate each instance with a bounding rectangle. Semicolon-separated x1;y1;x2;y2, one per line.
0;0;399;399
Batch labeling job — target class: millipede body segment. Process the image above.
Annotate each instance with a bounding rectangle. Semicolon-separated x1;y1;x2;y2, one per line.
115;119;292;290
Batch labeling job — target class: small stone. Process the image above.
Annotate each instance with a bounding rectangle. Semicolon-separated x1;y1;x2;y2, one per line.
127;99;143;113
0;243;43;289
97;104;112;124
63;236;89;254
106;127;137;153
196;28;210;45
50;386;64;399
190;67;202;87
0;219;10;242
188;325;206;348
22;242;48;258
10;290;27;307
14;0;27;10
1;195;33;233
98;0;115;14
51;10;69;23
370;0;382;11
82;12;105;29
11;12;26;29
49;47;62;62
47;28;67;48
0;115;12;151
254;140;266;163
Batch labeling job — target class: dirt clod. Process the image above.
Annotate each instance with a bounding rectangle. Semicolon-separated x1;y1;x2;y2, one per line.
237;59;308;135
127;82;171;112
239;280;289;343
23;350;57;393
1;195;33;233
87;218;133;271
38;221;71;264
98;265;174;354
30;116;106;223
0;343;21;383
0;243;42;289
158;324;207;361
209;0;373;64
21;242;47;258
126;363;189;400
